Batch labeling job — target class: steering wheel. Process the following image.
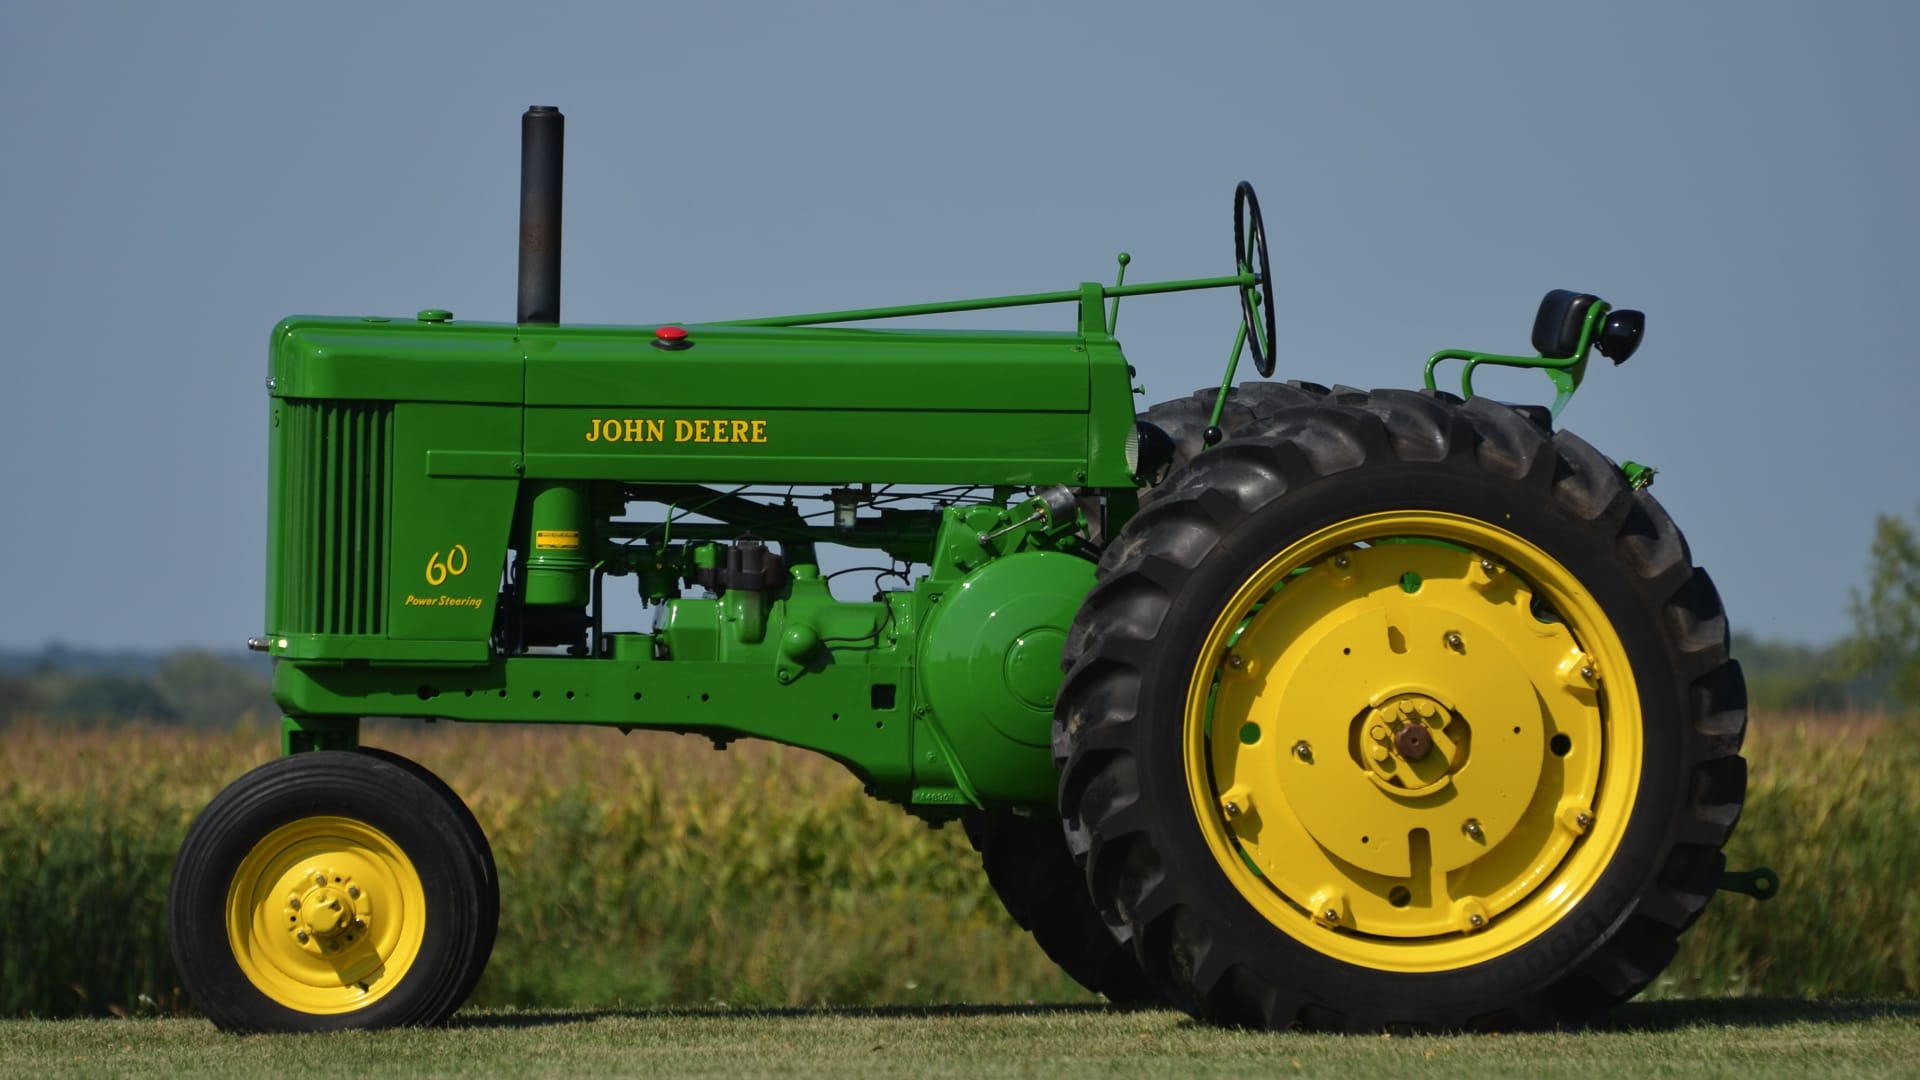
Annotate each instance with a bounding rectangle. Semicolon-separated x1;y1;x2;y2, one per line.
1233;181;1276;377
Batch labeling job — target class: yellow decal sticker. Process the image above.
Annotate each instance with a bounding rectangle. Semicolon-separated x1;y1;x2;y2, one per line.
535;530;581;551
404;594;484;609
424;543;469;586
584;417;769;444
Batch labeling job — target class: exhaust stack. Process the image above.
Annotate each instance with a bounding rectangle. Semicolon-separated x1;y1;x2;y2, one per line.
517;106;564;325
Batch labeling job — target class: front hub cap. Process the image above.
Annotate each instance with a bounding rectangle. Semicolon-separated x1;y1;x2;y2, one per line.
1189;512;1641;971
225;816;425;1012
290;874;369;950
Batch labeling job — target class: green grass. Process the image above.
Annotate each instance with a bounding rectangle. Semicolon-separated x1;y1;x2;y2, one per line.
2;1002;1917;1079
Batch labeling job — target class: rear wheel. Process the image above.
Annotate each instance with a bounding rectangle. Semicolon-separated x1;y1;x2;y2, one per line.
168;750;496;1031
963;810;1160;1005
1056;389;1746;1030
1137;382;1338;484
1028;380;1345;977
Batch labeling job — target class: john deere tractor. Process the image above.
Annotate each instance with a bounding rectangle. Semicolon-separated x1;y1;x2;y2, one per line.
167;107;1758;1033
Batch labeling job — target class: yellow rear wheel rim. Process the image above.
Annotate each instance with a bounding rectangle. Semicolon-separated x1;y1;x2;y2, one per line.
224;816;427;1013
1184;511;1641;972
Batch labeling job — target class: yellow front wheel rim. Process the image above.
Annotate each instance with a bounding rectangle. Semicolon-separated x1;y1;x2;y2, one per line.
1185;511;1641;972
224;816;427;1013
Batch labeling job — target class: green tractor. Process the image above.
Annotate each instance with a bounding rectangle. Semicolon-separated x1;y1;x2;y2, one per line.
168;107;1759;1033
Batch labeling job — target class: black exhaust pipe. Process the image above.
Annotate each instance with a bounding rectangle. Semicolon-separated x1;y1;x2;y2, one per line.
517;106;564;325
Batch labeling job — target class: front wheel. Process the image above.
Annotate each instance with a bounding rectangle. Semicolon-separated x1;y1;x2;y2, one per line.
1056;389;1746;1030
167;750;497;1032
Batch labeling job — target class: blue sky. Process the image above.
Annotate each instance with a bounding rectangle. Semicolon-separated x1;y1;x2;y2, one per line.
1;1;1914;649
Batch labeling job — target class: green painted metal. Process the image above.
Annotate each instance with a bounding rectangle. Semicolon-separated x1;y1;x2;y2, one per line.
263;416;1111;810
281;715;360;755
709;270;1252;329
1620;460;1658;491
524;481;590;606
1421;297;1612;416
1207;321;1248;433
1105;253;1131;335
258;157;1646;822
916;551;1096;806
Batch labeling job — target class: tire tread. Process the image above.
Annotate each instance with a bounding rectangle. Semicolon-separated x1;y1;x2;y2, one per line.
1056;388;1747;1032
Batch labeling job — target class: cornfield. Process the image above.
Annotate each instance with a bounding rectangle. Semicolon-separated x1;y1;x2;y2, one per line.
1;712;1914;1018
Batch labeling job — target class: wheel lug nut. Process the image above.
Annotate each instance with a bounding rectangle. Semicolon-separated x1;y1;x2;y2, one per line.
314;873;328;888
1394;724;1434;762
1369;745;1390;764
1463;818;1485;842
1445;632;1464;652
1580;665;1595;680
1369;724;1388;741
296;930;310;944
347;885;360;900
1469;913;1486;928
1323;909;1339;923
1576;812;1593;830
288;897;301;911
1292;740;1313;763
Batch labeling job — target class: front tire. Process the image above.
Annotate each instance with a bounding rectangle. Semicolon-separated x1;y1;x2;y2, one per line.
1056;389;1746;1030
168;750;496;1032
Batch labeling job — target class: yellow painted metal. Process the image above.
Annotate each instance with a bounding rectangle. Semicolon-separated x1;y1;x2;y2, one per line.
224;815;427;1013
1185;512;1641;972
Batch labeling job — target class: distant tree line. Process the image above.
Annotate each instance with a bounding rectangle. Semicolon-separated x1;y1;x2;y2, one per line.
7;507;1912;726
1732;633;1889;713
7;502;1920;729
0;634;1902;731
0;649;275;728
1849;505;1920;709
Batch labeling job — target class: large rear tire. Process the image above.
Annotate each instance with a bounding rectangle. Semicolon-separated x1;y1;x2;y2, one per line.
1023;380;1347;981
167;750;497;1032
1055;389;1746;1030
1137;382;1337;484
963;810;1161;1005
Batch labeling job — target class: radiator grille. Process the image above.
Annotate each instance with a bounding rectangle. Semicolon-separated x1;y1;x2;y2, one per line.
272;400;393;636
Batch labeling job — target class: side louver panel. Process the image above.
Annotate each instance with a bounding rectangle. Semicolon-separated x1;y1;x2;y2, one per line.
270;400;393;637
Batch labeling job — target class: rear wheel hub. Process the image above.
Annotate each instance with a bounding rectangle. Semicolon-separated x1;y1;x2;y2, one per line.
1191;512;1639;968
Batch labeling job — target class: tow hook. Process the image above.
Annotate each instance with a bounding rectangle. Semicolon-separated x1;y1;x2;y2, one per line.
1718;866;1780;901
